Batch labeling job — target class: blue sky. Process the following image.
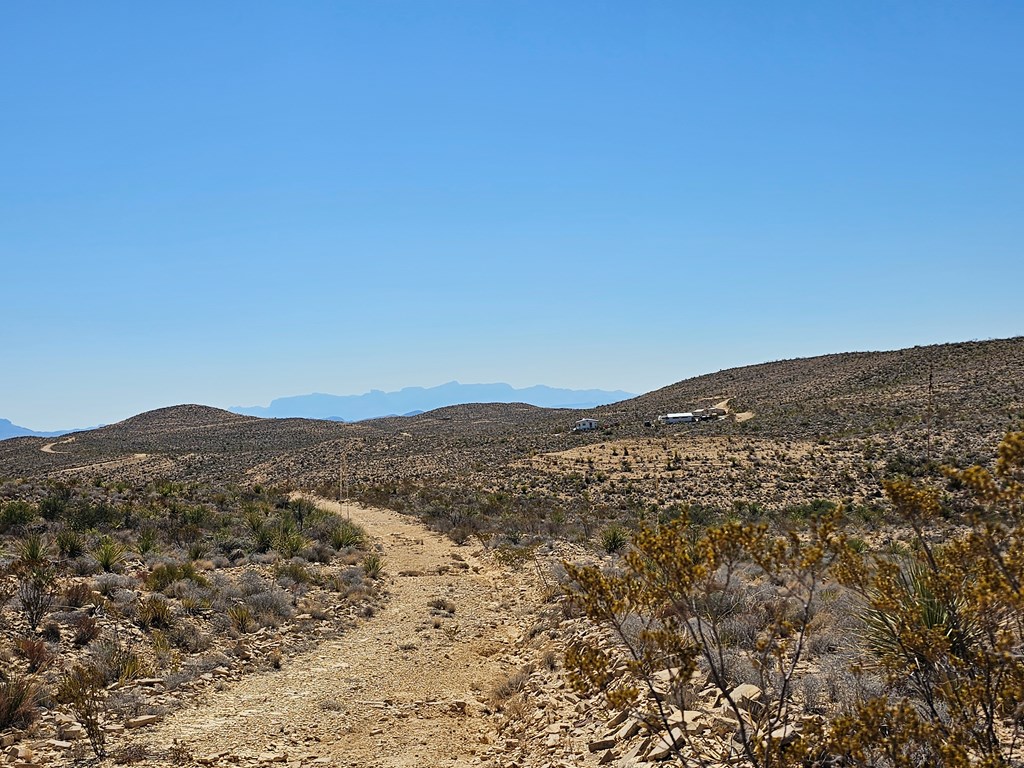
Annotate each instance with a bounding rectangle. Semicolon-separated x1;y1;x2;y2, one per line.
2;2;1022;430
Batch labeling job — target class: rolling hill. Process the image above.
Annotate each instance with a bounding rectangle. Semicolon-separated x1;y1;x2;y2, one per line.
2;337;1021;517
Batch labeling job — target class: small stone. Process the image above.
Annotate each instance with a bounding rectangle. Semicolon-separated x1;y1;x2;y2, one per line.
728;683;763;712
587;737;616;752
126;715;162;728
62;724;85;740
646;727;685;761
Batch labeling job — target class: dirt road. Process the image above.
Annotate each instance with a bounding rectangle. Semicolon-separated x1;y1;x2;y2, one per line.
138;501;538;767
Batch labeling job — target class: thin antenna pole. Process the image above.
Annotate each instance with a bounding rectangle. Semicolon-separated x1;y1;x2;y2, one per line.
926;363;935;464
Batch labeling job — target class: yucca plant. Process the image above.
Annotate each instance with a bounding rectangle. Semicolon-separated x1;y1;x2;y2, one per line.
329;519;366;550
137;595;174;629
136;527;158;557
16;534;51;571
274;525;307;560
600;524;629;555
56;529;85;559
92;536;126;573
227;603;256;633
362;552;385;580
859;557;982;694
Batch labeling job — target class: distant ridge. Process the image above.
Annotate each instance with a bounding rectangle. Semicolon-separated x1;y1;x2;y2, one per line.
0;418;81;441
230;381;635;421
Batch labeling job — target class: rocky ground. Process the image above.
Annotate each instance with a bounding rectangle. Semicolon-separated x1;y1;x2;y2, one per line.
6;499;777;768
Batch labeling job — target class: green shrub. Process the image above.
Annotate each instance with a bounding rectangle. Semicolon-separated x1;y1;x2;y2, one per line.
56;529;86;559
92;536;127;573
329;519;366;550
136;527;158;557
362;553;384;580
274;526;307;559
137;595;174;629
0;501;35;532
600;525;629;554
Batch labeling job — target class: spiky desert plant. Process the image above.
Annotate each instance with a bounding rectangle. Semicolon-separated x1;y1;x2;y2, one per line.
56;528;85;559
92;536;127;573
600;524;629;554
329;518;366;550
0;676;40;732
361;552;385;580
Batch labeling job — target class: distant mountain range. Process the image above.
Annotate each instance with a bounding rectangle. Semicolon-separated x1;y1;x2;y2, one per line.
230;381;635;421
0;419;79;441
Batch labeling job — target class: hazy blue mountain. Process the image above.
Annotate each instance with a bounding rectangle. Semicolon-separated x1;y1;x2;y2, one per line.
0;419;78;441
231;382;635;421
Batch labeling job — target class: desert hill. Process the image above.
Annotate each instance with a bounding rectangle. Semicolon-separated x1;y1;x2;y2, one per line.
601;336;1024;438
2;337;1021;519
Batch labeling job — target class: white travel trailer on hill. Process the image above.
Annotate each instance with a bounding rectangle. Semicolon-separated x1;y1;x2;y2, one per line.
658;413;695;424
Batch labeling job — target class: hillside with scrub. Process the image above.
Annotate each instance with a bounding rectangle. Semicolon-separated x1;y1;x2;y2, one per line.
1;337;1024;766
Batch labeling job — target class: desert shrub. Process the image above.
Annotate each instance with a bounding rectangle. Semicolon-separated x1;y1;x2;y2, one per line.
168;620;211;653
136;527;158;557
600;524;629;554
64;580;93;608
15;636;52;672
275;560;312;586
244;507;273;553
57;663;106;758
817;434;1024;767
245;587;293;626
15;534;51;571
39;484;72;521
227;604;256;633
72;613;101;646
146;560;207;593
566;431;1024;768
0;569;15;620
18;567;56;630
274;525;307;560
92;536;127;573
428;597;456;615
93;572;133;597
361;553;384;580
329;519;366;550
565;511;841;766
488;667;532;706
137;595;174;629
109;743;151;765
0;500;35;532
0;676;40;732
56;529;86;559
90;637;149;686
68;500;121;531
40;621;61;642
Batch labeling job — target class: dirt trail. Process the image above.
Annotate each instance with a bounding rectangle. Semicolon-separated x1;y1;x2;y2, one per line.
40;437;75;454
139;501;538;768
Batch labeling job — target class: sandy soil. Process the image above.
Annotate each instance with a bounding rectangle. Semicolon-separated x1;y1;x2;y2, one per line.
135;500;539;768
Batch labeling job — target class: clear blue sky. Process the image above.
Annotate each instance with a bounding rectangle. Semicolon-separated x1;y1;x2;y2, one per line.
2;2;1022;430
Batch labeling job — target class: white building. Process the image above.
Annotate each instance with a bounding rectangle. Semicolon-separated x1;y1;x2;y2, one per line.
574;418;599;432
